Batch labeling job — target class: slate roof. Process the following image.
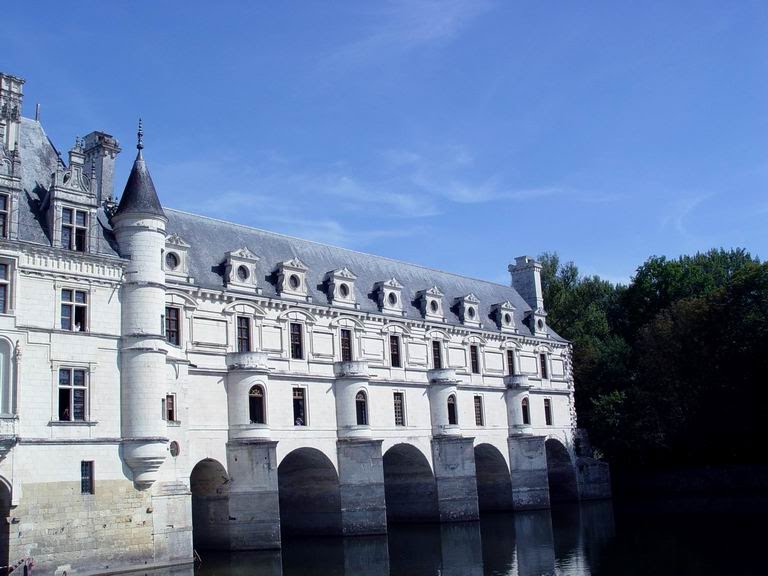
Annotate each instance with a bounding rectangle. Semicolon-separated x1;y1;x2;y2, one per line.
13;117;563;340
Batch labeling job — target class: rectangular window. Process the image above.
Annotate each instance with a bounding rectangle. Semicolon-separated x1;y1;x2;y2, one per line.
290;323;303;359
58;368;87;421
470;345;480;374
0;194;8;238
540;354;549;379
62;207;88;252
81;461;94;494
544;398;553;426
340;329;353;362
474;395;484;426
0;263;9;314
393;392;405;426
165;394;176;422
292;387;306;426
61;289;88;332
432;340;442;370
507;350;516;376
237;316;251;353
390;335;402;368
165;307;180;346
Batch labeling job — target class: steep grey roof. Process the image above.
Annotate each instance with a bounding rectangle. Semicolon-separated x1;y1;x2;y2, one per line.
113;149;165;219
16;118;120;256
165;209;564;340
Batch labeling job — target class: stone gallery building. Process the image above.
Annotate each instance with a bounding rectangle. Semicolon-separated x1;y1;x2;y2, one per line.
0;72;609;574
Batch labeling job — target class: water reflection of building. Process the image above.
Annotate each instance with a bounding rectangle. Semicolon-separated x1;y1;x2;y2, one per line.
0;71;610;573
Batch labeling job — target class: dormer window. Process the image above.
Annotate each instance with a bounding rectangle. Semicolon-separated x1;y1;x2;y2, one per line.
224;247;260;292
376;278;404;316
165;252;179;271
418;286;444;321
164;233;191;280
326;267;357;308
62;208;88;252
457;293;481;327
491;301;517;333
277;258;309;300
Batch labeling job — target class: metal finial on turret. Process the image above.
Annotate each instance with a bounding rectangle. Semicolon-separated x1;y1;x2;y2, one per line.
137;118;144;150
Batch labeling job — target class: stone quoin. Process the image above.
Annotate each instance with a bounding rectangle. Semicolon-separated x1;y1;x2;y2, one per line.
0;71;610;574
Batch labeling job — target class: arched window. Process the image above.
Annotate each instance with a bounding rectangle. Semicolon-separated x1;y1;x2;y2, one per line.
249;385;265;424
355;391;368;426
0;340;11;415
447;394;458;426
521;397;530;425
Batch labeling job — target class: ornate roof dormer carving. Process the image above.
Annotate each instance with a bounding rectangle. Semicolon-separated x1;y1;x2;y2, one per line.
457;293;481;327
418;286;444;321
224;246;260;293
326;267;358;308
491;300;517;333
375;277;404;316
164;233;192;281
277;257;309;301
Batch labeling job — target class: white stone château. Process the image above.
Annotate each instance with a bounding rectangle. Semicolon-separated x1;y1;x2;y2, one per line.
0;72;609;574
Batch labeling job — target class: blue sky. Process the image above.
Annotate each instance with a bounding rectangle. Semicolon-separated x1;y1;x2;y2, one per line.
5;1;767;284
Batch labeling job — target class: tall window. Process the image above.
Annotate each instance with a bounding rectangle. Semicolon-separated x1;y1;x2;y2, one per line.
0;339;12;415
59;368;87;421
249;385;265;424
290;323;303;359
62;207;88;252
163;394;177;422
0;263;9;314
292;387;306;426
0;194;8;238
81;461;94;495
521;397;530;425
540;354;549;379
61;289;87;332
470;345;480;374
237;316;251;352
432;340;442;370
393;392;405;426
544;398;553;426
165;307;180;346
447;394;458;425
340;329;353;362
355;391;368;426
390;335;402;368
474;395;484;426
507;350;516;376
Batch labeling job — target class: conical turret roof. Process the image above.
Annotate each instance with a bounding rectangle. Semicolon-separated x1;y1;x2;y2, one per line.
113;120;165;219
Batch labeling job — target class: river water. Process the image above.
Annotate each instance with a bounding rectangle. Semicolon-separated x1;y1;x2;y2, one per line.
190;498;766;576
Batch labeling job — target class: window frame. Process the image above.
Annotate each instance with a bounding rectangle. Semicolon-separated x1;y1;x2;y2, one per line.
521;397;531;425
340;328;353;362
289;322;304;360
61;206;89;252
355;390;368;426
470;345;480;374
389;334;402;368
165;306;182;346
236;315;251;353
544;398;553;426
162;393;178;423
60;288;89;332
447;393;458;426
432;340;443;370
0;261;11;315
249;384;266;425
393;390;406;427
507;349;516;376
81;461;95;495
292;386;307;426
473;395;484;426
539;353;549;380
57;367;89;422
0;193;9;239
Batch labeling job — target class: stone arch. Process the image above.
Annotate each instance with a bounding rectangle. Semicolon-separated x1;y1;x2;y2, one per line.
474;443;513;512
382;443;439;523
545;438;579;503
278;447;342;536
189;458;230;550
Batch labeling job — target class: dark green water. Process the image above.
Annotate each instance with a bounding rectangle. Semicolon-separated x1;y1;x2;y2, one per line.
192;498;767;576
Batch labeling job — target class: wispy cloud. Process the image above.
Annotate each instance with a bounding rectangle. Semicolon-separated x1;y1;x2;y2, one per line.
662;192;713;240
319;0;495;70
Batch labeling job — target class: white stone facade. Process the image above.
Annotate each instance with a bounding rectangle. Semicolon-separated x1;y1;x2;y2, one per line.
0;71;609;575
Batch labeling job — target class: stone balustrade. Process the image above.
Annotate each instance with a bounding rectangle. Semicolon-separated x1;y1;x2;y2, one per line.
504;374;531;389
226;350;270;372
333;360;369;379
427;368;460;385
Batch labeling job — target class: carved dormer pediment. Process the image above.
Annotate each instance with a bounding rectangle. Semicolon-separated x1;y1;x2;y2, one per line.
326;267;358;308
457;293;481;327
418;285;444;321
164;233;192;280
492;301;517;333
166;232;190;248
375;277;404;316
224;246;260;293
277;257;309;300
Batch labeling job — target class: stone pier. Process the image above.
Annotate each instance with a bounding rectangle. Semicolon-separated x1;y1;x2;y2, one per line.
431;436;480;522
337;439;387;535
508;435;551;510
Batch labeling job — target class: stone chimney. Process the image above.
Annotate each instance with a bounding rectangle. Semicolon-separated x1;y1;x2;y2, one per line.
83;131;121;204
509;256;544;312
0;73;25;153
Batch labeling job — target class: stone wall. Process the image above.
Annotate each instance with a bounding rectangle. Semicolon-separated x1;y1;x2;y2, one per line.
9;480;154;574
